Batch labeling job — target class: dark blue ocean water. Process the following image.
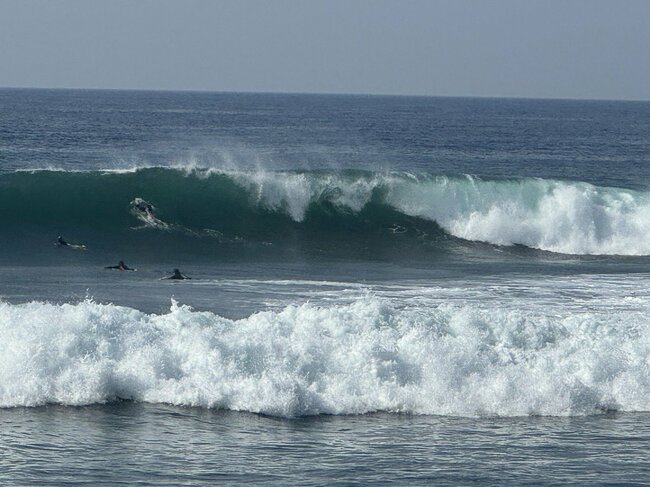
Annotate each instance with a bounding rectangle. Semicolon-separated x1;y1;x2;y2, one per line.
2;88;649;186
2;89;650;485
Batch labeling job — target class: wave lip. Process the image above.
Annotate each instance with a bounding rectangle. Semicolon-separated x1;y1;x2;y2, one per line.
386;175;650;255
1;298;649;417
2;167;650;256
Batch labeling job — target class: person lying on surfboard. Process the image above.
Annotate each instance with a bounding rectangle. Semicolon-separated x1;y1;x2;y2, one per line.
161;268;191;280
55;235;86;250
104;260;135;271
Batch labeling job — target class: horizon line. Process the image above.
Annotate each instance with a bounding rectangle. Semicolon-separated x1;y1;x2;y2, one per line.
1;84;649;103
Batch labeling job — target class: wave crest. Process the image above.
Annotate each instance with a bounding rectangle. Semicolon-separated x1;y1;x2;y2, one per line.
2;168;650;255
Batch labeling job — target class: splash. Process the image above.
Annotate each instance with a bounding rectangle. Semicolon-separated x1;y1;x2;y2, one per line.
2;297;649;416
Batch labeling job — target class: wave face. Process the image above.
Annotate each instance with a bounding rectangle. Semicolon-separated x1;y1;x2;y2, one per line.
2;297;649;416
2;167;650;255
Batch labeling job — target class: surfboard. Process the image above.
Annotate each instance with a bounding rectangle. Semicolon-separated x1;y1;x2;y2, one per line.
55;242;87;250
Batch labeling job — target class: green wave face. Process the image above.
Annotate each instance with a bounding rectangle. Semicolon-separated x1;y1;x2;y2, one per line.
0;168;450;264
2;167;649;263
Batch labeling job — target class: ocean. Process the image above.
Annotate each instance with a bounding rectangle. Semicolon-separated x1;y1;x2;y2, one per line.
2;88;650;484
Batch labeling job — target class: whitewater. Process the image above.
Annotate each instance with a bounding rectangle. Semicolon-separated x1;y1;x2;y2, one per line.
3;273;650;416
202;169;650;255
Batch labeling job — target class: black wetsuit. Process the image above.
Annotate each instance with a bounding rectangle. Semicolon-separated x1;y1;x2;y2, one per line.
135;201;154;216
105;261;134;271
163;269;191;280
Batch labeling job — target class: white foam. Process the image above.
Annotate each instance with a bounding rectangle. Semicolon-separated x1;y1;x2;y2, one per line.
223;171;650;255
2;295;650;417
387;175;650;255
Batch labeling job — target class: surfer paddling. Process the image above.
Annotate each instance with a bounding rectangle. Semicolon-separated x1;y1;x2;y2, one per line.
161;268;191;280
105;260;136;271
55;235;86;250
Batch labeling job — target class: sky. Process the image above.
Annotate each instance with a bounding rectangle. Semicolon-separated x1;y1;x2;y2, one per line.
1;0;649;100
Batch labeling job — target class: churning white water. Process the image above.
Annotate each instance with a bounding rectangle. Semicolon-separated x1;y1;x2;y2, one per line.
3;275;650;417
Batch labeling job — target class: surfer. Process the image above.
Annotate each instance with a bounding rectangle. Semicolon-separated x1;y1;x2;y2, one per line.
161;268;191;280
131;198;155;218
129;197;170;229
55;235;86;250
104;260;135;271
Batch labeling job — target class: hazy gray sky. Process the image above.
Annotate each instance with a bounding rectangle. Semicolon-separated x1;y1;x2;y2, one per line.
1;0;649;100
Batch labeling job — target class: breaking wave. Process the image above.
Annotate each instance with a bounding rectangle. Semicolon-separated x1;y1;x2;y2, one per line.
2;167;650;255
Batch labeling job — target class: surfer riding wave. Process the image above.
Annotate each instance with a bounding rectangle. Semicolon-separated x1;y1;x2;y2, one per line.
129;197;169;229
